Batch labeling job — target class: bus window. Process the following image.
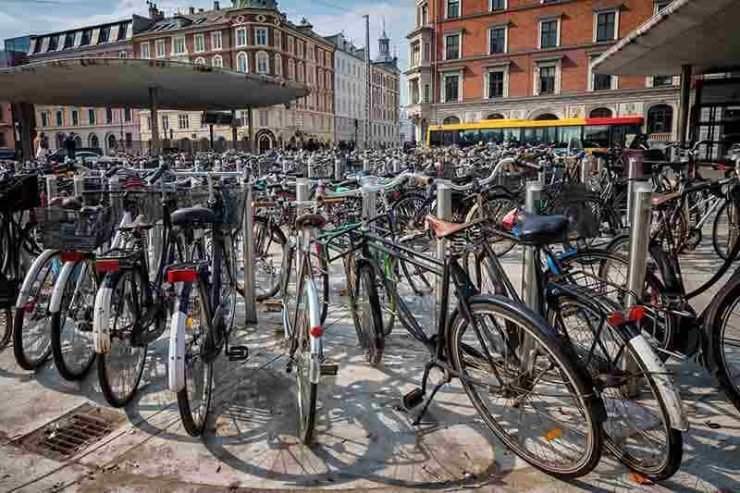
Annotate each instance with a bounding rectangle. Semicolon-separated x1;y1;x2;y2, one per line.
611;124;642;148
459;129;480;147
523;126;558;145
480;128;504;144
583;125;610;148
429;130;442;146
502;127;520;145
558;126;582;148
442;130;456;146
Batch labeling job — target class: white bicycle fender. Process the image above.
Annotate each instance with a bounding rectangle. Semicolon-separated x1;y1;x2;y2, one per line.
15;249;59;309
168;302;186;393
93;284;113;354
629;334;689;432
304;282;323;385
48;261;78;314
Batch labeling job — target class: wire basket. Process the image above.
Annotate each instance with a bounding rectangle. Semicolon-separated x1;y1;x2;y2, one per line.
34;206;116;252
176;185;247;227
0;174;40;212
549;269;638;309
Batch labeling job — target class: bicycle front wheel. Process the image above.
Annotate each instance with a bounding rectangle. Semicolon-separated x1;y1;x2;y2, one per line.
449;295;603;479
293;278;320;444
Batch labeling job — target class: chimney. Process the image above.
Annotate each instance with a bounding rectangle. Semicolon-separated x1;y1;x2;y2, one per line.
213;1;220;10
189;6;195;14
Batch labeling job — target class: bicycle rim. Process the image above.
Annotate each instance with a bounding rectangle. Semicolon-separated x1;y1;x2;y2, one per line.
14;257;57;369
294;280;318;444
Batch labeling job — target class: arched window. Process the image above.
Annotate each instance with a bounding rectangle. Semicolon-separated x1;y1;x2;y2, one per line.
288;59;295;80
647;104;673;134
89;134;99;149
256;51;269;74
589;107;613;118
442;116;460;125
274;54;283;76
236;52;249;73
56;133;65;149
107;134;117;152
485;113;505;120
194;57;206;66
74;135;82;148
211;55;223;68
534;113;559;121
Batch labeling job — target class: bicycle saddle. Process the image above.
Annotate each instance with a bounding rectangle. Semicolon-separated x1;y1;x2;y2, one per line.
171;206;218;226
516;212;568;245
426;215;468;239
295;213;326;230
651;191;682;207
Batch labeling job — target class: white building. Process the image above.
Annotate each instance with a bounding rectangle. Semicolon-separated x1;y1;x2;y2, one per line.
324;33;366;148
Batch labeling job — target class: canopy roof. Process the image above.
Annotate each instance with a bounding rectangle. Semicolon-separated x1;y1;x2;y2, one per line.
0;57;309;110
592;0;740;76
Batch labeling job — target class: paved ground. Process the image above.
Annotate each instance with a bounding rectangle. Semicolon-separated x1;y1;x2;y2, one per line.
0;243;738;492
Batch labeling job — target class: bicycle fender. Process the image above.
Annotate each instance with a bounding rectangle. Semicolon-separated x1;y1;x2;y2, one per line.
304;281;323;384
48;261;78;314
15;249;59;309
93;276;115;354
629;334;689;432
168;294;187;393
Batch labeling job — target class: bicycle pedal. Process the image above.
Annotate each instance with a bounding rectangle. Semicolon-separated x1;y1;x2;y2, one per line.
225;345;249;362
402;388;425;410
320;363;338;376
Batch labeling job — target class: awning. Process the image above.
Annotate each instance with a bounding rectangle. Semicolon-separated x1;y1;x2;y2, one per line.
592;0;740;76
0;57;309;110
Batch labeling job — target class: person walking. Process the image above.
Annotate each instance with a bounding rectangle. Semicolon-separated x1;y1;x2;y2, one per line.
64;133;77;161
33;131;44;156
35;134;49;161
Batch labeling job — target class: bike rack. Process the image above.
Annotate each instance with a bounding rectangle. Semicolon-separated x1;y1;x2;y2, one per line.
334;157;343;182
436;182;452;317
581;153;593;184
522;181;543;311
45;175;57;201
626;157;645;227
242;182;257;323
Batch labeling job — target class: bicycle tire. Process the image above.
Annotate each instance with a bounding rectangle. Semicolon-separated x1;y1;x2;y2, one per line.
706;276;740;412
97;270;148;408
176;278;214;436
50;261;97;381
0;308;11;349
351;260;384;365
254;216;287;301
449;295;604;479
294;278;319;444
13;255;57;370
712;199;738;261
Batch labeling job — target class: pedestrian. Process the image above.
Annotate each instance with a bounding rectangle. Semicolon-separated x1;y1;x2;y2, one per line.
35;134;49;161
64;132;77;161
33;131;44;156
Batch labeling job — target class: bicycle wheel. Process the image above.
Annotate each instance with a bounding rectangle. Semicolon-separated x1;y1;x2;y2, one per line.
13;256;58;370
293;277;319;444
707;278;740;412
176;278;214;436
713;199;739;261
97;270;148;408
51;261;97;381
449;295;603;479
465;195;519;257
254;217;287;301
0;308;10;350
549;294;682;481
351;261;384;365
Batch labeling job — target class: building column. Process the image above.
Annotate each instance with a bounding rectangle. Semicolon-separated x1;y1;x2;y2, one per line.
247;107;254;153
231;109;237;150
148;87;160;157
677;64;692;147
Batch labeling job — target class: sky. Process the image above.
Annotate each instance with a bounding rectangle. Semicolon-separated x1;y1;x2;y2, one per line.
0;0;412;103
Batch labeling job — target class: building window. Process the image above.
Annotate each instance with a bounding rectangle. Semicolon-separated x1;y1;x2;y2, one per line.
537;64;557;94
259;110;269;127
140;42;150;59
162;115;169;130
655;1;672;14
62;33;74;50
106;107;114;124
255;27;268;46
297;40;304;57
211;31;223;50
56;110;63;126
98;26;109;44
444;33;461;60
287;36;294;54
178;114;189;129
71;109;79;126
194;57;206;65
119;51;128;59
47;35;58;52
80;29;92;46
442;72;461;102
212;55;223;68
275;54;283;76
540;19;559;49
595;10;617;42
288;59;295;79
653;75;674;87
486;70;506;98
446;0;460;19
423;83;430;103
443;116;461;124
237;52;249;73
236;28;247;47
647;105;673;134
590;107;613;118
41;111;49;127
256;51;269;74
172;36;186;55
155;39;166;58
88;109;95;125
194;34;205;53
118;22;129;41
124;108;131;123
297;62;304;82
274;30;282;50
490;0;506;11
421;3;429;25
489;26;506;54
411;41;421;67
593;73;612;91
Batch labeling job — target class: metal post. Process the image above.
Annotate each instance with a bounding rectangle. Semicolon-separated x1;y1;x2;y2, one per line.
231;109;238;150
247;107;254;153
363;157;371;174
242;183;257;323
73;175;84;197
307;155;314;178
677;64;693;147
334;157;343;182
148;87;160;157
626;157;642;227
581;154;592;184
522;181;543;310
362;188;377;221
436;182;452;316
45;175;57;201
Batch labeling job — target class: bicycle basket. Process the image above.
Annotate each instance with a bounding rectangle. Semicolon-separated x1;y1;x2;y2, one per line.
176;185;246;227
34;206;115;251
0;174;40;212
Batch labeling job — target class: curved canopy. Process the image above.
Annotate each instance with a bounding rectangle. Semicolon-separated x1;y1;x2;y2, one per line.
592;0;740;76
0;57;309;110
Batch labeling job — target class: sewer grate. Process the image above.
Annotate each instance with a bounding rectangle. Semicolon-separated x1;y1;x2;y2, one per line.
15;403;127;461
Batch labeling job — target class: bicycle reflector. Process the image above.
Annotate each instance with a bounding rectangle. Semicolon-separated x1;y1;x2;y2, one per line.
167;269;198;283
628;305;646;323
95;259;120;273
502;208;519;231
60;251;85;263
607;311;626;327
310;326;323;338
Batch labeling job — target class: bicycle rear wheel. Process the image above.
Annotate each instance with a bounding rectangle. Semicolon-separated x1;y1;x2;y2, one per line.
449;295;604;479
350;261;384;365
707;277;740;412
253;217;287;301
712;199;739;261
97;270;148;408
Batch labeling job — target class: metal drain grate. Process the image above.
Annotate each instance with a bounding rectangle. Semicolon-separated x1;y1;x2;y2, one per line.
15;403;126;461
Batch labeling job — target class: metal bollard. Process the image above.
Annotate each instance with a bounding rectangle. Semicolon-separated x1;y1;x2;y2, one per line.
363;157;371;174
362;188;377;222
626;157;642;227
45;175;57;201
436;182;452;317
581;154;592;184
334;157;343;182
242;184;257;323
522;181;543;311
73;175;85;197
307;155;314;178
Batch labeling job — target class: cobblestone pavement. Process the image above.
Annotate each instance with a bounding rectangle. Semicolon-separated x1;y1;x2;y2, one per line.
0;245;738;492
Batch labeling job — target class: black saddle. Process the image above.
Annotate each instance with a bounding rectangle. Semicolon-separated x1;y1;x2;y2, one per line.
295;213;327;230
171;206;218;227
517;213;568;245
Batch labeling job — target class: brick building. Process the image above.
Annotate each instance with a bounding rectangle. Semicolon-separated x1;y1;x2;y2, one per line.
135;0;335;152
405;0;680;144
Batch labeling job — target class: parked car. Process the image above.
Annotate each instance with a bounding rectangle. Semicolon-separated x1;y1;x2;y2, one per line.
47;147;103;164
